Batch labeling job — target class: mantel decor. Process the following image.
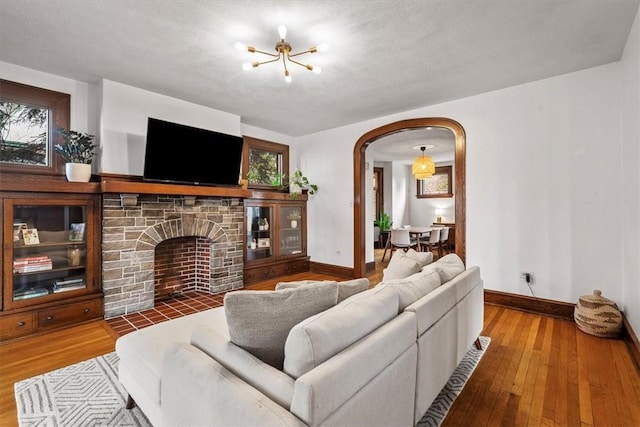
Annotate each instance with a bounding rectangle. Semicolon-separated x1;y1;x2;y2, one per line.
54;128;96;182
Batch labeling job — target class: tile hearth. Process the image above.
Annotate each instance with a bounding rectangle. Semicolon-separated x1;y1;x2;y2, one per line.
106;290;224;337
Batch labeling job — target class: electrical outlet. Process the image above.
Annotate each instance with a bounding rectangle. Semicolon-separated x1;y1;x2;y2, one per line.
520;272;534;285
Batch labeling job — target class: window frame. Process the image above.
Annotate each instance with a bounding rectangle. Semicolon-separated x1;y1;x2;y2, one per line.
241;136;289;190
0;79;70;176
416;165;453;198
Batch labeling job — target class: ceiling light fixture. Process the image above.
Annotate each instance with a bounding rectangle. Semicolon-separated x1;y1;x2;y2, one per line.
235;25;328;83
412;146;435;179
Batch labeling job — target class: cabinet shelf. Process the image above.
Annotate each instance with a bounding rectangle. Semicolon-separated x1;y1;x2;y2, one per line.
244;199;308;284
1;191;103;342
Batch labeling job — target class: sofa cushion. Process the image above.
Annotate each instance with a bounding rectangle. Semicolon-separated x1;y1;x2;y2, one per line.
433;253;466;282
283;286;399;379
275;278;369;303
383;251;421;281
224;282;338;369
376;268;441;310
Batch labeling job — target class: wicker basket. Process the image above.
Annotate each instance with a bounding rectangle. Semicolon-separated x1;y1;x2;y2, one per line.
574;289;622;338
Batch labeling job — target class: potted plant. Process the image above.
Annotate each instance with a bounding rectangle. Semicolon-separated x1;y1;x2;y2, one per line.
374;212;392;248
54;128;96;182
287;210;302;228
289;169;318;199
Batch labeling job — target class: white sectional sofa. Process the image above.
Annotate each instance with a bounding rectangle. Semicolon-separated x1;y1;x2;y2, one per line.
115;252;484;426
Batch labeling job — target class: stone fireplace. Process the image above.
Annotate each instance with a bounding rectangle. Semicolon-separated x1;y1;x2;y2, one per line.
101;193;244;318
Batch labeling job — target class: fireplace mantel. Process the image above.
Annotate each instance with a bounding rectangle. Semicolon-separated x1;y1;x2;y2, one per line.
0;172;306;201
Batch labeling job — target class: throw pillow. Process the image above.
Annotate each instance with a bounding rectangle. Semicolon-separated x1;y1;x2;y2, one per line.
224;282;338;369
383;250;421;281
376;268;441;310
275;278;369;303
404;248;433;268
433;253;466;282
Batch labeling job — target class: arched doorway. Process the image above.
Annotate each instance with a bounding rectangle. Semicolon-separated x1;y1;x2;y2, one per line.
353;117;466;277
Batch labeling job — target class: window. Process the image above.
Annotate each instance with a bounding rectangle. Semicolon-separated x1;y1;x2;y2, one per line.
416;165;453;198
0;79;70;176
242;136;289;189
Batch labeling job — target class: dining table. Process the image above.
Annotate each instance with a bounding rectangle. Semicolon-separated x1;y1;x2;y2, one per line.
406;227;433;252
381;226;435;262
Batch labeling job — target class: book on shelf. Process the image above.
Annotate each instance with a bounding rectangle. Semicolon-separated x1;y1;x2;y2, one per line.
14;256;53;273
53;284;85;293
53;277;84;286
14;263;53;273
14;287;50;300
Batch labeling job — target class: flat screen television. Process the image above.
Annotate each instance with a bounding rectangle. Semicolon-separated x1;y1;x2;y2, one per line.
143;117;244;187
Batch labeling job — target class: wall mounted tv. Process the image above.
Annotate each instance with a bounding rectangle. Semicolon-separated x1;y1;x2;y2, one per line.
143;117;244;187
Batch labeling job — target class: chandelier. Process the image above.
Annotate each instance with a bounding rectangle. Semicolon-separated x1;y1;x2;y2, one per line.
235;25;328;83
412;146;435;179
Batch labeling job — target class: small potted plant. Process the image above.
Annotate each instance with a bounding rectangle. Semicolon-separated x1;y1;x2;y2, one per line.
287;210;302;228
54;128;96;182
289;169;318;199
374;212;393;248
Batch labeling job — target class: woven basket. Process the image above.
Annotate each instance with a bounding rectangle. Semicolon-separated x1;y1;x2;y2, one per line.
574;289;622;338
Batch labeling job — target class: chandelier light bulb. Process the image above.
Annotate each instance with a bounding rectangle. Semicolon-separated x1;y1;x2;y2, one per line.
285;74;292;83
242;62;253;71
312;66;322;74
317;43;329;52
234;42;247;51
278;25;287;40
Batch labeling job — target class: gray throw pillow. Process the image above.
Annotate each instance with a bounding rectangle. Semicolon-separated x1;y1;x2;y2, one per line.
275;278;369;302
224;282;338;369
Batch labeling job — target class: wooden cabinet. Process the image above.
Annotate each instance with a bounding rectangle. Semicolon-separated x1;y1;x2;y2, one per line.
243;199;310;284
1;191;103;341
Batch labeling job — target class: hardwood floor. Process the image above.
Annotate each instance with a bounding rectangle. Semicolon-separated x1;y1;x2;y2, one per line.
1;251;638;426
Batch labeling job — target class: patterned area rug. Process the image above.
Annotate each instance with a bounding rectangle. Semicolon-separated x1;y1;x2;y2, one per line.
15;337;490;427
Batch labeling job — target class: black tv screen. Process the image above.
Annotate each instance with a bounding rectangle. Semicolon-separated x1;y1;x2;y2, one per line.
143;118;244;187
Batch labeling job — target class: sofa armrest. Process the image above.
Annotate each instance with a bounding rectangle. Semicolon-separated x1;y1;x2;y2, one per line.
162;342;305;427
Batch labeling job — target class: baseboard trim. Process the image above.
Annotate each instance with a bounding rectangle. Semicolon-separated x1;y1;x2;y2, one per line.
485;289;640;371
484;289;576;321
365;261;375;272
623;316;640;372
309;261;354;279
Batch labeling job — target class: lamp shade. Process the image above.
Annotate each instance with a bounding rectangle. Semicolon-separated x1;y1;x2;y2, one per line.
412;155;435;179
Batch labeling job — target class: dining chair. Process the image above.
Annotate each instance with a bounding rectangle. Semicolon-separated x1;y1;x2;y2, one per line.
438;227;450;255
382;228;418;262
419;228;441;258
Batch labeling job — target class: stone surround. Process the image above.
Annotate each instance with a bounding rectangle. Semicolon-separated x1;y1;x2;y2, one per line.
102;193;244;318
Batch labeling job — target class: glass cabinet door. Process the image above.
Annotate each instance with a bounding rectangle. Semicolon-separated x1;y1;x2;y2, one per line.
9;202;88;305
279;205;303;256
246;205;273;262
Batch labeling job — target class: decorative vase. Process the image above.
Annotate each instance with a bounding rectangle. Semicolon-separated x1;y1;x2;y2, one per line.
574;289;623;338
65;163;92;182
67;247;81;266
291;220;298;229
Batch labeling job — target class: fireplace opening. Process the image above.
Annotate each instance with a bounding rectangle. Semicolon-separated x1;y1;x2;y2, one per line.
154;236;211;303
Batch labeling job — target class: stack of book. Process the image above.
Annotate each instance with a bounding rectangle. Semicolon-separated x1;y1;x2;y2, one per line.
13;256;53;273
14;287;50;300
53;277;85;293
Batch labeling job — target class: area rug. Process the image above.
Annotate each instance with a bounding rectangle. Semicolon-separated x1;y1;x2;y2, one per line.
15;337;490;427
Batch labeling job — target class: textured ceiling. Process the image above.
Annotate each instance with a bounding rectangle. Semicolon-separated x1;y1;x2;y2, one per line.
0;0;638;138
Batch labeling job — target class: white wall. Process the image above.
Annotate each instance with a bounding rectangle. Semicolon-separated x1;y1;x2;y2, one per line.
391;163;411;228
408;161;455;226
621;10;640;339
296;62;625;308
0;61;95;138
99;79;241;175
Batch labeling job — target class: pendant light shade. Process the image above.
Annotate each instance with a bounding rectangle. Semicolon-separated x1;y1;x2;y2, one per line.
413;146;435;179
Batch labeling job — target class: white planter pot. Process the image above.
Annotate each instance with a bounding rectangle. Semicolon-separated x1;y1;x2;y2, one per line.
65;163;92;182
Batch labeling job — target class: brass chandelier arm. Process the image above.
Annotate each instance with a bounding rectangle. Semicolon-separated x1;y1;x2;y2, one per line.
287;56;314;71
288;47;318;58
252;55;283;68
248;46;280;58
